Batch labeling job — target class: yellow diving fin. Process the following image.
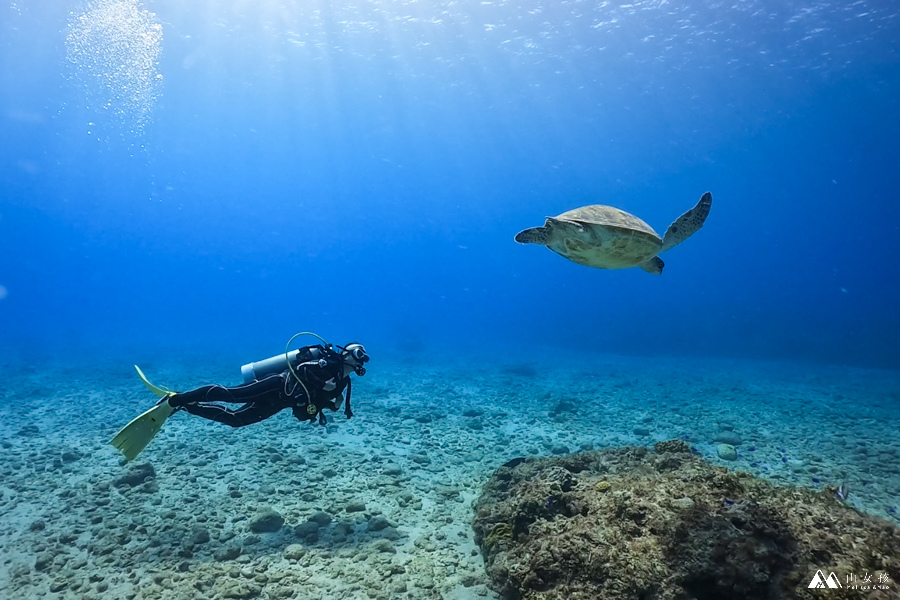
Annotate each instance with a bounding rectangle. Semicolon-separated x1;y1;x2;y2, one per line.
134;364;173;398
109;366;178;461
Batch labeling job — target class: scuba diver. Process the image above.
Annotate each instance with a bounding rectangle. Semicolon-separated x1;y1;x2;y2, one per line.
110;333;369;462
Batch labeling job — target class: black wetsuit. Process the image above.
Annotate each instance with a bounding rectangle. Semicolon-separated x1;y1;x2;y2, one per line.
167;345;353;427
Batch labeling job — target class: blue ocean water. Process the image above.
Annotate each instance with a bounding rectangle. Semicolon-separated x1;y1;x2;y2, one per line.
1;0;899;367
3;5;900;598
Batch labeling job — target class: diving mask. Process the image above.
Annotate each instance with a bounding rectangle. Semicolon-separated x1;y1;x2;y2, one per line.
341;343;369;375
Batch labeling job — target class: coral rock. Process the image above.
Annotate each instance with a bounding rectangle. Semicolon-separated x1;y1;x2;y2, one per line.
472;442;900;600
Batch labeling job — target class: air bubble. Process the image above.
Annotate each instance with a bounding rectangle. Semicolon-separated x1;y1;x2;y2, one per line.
66;0;163;133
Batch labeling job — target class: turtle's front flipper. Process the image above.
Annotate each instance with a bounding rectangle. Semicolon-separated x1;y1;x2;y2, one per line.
514;226;549;245
660;192;712;252
639;256;664;274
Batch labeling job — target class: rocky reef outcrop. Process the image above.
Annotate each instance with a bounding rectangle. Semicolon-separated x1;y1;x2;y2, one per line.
473;441;900;600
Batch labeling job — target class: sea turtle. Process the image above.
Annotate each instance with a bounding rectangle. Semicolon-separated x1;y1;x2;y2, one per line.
514;191;712;274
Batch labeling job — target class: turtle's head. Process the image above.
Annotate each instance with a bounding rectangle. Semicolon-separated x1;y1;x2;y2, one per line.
514;218;559;245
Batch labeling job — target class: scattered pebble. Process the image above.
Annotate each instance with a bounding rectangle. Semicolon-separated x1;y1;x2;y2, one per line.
214;546;242;562
249;507;284;533
410;454;431;465
294;521;320;539
283;545;306;560
16;425;40;437
382;463;403;476
113;463;156;487
192;528;211;544
308;511;333;526
713;432;742;446
367;516;392;532
716;444;738;461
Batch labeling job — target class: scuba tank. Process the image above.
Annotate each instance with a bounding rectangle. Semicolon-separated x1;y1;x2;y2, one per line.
240;331;330;383
240;347;324;383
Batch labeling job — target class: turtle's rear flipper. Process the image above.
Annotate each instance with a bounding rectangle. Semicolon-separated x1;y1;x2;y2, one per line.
640;256;664;274
514;226;549;245
661;192;712;252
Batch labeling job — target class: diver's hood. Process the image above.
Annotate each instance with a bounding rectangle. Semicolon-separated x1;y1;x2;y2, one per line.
339;342;369;376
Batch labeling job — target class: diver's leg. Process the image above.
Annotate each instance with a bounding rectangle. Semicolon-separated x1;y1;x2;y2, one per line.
167;374;286;427
169;374;284;407
181;401;284;427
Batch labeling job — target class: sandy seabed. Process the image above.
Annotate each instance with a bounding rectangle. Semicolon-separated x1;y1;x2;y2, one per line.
1;352;898;599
